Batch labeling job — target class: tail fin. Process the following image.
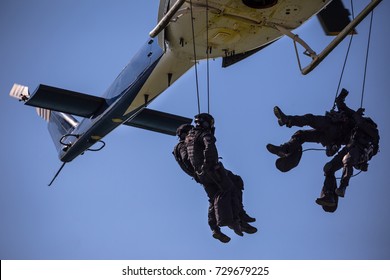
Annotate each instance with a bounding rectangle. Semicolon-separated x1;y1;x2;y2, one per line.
10;83;80;154
47;111;79;153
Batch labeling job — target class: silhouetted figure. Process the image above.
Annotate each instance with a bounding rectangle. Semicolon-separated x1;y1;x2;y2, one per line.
266;89;360;212
316;90;379;209
184;113;256;238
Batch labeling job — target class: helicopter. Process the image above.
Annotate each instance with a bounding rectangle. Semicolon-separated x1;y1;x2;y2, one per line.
9;0;381;185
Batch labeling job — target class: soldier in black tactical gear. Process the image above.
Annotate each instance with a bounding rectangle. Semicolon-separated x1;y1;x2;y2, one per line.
266;91;355;173
315;90;380;208
266;89;356;212
185;113;256;238
173;123;231;243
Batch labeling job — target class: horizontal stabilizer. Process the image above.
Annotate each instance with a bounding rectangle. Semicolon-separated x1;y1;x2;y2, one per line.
317;0;356;36
25;84;108;118
9;83;30;101
123;108;192;136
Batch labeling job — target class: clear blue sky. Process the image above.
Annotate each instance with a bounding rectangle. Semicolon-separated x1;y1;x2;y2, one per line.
1;0;389;260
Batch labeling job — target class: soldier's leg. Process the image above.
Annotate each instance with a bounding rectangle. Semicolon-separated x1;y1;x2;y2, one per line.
226;171;255;222
336;147;361;197
212;190;231;227
316;149;346;208
273;106;330;129
203;171;242;236
213;191;243;236
319;175;339;213
267;129;319;157
226;171;257;234
291;129;323;145
207;199;231;243
215;169;245;236
269;129;326;172
210;164;249;236
202;182;231;243
266;137;301;158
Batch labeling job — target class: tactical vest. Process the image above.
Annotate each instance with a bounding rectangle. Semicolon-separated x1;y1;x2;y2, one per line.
185;128;218;171
173;141;195;178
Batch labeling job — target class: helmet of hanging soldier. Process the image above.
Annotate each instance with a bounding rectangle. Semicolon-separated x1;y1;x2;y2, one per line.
176;124;193;139
194;113;215;130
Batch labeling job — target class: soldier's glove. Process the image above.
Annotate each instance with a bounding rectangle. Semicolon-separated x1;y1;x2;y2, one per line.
356;107;365;116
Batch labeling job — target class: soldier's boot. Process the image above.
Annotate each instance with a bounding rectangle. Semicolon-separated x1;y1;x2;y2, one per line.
335;186;347;198
240;221;258;234
212;229;231;243
241;211;256;223
315;193;336;207
270;139;302;172
266;143;288;157
228;222;243;237
273;106;291;127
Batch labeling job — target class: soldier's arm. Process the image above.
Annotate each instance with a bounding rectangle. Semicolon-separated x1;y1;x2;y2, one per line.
202;133;218;168
335;89;355;117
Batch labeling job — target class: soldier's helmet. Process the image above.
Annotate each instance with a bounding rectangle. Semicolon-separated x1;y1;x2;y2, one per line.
194;113;215;129
176;124;193;139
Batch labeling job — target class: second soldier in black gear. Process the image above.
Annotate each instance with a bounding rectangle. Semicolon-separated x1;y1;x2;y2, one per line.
266;88;356;212
266;93;355;173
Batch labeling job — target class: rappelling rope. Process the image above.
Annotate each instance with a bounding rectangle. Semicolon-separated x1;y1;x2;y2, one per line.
360;9;374;109
189;0;201;114
333;0;355;110
334;0;374;110
302;148;326;153
206;0;211;114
